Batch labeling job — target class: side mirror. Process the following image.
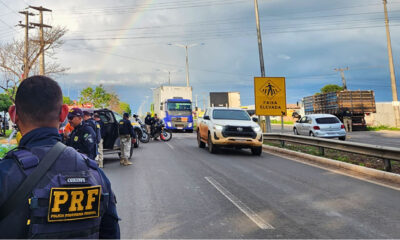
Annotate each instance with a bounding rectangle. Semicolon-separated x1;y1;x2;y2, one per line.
252;117;258;122
204;116;210;120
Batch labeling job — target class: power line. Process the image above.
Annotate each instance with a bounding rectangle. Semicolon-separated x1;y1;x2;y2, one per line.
0;0;19;16
63;22;400;42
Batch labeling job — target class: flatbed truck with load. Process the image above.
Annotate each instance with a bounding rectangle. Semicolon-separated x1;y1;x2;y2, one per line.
303;90;376;130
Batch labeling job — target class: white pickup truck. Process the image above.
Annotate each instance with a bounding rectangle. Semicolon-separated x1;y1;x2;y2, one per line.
197;107;263;155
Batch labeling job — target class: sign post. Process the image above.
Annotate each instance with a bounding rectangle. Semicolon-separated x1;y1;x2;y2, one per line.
254;77;287;127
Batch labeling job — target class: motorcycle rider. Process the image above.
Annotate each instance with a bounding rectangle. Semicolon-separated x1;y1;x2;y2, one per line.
144;112;152;134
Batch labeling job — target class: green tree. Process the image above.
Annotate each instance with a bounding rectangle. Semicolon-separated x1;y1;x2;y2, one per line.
0;93;12;135
320;84;344;94
119;102;131;115
79;85;113;108
79;87;94;104
63;96;73;105
92;85;112;108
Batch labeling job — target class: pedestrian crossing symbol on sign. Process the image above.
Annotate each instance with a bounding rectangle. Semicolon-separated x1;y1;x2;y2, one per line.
259;80;281;99
254;77;287;116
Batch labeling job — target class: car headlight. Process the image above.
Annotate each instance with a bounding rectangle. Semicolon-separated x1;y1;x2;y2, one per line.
252;126;261;132
188;123;193;128
167;122;172;127
214;125;224;131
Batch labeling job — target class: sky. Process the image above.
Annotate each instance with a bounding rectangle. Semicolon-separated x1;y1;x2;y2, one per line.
1;0;400;113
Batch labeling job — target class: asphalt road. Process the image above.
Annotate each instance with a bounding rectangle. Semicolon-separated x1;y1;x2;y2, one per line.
271;124;400;148
103;133;400;239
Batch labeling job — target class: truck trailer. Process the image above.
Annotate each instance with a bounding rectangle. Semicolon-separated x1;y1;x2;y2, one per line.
153;86;193;132
210;92;241;108
303;90;376;130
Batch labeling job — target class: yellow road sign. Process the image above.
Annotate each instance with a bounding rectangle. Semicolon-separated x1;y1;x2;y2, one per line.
254;77;287;116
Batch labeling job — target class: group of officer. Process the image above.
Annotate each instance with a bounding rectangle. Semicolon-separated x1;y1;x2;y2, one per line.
144;112;160;137
64;107;136;168
64;108;104;168
0;75;120;238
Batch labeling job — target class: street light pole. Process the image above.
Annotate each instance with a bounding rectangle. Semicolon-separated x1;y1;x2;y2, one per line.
383;0;400;127
254;0;271;132
169;43;204;87
183;46;189;87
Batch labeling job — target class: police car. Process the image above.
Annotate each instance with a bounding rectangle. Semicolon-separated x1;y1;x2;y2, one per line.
91;108;139;159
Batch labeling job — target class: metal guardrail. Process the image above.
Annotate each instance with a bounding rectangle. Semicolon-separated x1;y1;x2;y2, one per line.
263;133;400;172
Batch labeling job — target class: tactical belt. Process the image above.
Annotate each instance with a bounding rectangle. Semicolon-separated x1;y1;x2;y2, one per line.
0;142;67;222
31;226;100;239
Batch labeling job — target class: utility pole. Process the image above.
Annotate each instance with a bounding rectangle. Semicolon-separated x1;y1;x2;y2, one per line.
168;43;204;87
334;67;349;90
29;6;52;75
254;0;271;132
17;11;35;81
383;0;400;127
161;69;178;85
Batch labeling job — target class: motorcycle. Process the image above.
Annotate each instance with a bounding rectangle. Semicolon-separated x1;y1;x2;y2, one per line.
133;114;150;143
150;120;172;141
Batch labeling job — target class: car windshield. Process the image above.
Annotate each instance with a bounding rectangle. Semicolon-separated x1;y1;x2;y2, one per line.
316;117;340;124
114;112;123;122
167;102;192;111
213;110;250;120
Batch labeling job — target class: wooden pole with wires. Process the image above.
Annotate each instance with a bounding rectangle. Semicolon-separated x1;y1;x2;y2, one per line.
29;6;52;75
17;11;35;81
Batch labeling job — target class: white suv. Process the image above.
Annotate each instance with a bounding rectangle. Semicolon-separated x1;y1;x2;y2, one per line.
197;107;263;155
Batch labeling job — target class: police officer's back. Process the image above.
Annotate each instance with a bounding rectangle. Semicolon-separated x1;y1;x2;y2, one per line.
118;113;135;166
67;108;97;160
0;76;120;238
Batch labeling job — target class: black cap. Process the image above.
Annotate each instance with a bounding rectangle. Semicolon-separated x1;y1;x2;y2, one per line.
68;108;83;118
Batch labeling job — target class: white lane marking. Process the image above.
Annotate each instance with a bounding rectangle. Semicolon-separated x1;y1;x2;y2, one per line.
262;149;400;192
205;176;274;230
166;142;175;150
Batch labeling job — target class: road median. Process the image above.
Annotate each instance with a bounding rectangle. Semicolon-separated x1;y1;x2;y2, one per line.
262;144;400;185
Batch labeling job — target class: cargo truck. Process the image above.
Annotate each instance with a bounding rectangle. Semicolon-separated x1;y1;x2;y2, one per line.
303;90;376;130
210;92;241;108
153;86;193;132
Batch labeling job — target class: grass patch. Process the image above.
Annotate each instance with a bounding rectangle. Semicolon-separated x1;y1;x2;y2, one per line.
271;120;294;125
0;144;17;158
367;125;400;131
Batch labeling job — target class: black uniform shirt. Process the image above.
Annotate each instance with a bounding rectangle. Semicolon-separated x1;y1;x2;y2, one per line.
84;118;101;144
118;119;135;137
67;123;97;159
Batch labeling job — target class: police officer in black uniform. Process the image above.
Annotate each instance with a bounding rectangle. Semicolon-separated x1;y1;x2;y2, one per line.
144;112;152;134
118;113;135;166
84;110;101;145
94;113;105;168
67;108;98;160
0;75;120;238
